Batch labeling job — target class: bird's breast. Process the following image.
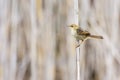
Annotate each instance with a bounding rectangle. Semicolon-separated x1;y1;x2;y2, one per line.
71;29;87;40
71;29;77;36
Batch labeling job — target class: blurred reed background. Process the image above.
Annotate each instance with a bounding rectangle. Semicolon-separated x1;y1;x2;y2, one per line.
0;0;120;80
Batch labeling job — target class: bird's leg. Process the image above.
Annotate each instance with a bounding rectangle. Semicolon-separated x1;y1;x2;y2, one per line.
80;40;84;45
76;40;84;48
76;40;80;48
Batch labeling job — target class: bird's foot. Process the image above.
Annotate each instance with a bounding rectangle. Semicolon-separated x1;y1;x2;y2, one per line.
75;40;83;48
76;44;80;48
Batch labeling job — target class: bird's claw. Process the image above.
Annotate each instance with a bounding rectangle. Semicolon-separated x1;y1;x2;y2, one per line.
76;44;80;48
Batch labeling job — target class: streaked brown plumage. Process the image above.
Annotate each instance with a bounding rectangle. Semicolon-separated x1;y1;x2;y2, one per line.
69;24;103;47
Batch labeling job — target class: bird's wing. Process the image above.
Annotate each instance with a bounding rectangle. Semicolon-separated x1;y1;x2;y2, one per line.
76;29;90;35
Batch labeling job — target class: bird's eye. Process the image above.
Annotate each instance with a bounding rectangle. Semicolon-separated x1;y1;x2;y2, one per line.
71;25;73;27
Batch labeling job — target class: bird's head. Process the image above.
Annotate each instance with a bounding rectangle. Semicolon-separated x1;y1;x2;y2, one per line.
69;24;79;30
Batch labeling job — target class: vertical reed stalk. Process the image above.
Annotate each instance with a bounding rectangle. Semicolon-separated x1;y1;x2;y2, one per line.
30;0;37;80
73;0;80;80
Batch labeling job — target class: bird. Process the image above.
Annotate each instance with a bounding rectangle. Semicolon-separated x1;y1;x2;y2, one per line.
69;24;103;47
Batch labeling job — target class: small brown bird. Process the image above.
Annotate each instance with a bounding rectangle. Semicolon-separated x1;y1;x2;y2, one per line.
69;24;103;47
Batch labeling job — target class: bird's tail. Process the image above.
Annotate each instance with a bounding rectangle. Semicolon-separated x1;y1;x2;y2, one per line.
89;35;103;39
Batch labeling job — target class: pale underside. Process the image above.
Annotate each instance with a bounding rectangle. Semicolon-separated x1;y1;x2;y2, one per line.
71;28;88;41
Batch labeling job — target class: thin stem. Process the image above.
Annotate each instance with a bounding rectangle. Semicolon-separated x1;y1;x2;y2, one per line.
30;0;37;80
73;0;80;79
76;41;80;80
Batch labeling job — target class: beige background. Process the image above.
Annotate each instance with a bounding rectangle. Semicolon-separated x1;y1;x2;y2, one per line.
0;0;120;80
